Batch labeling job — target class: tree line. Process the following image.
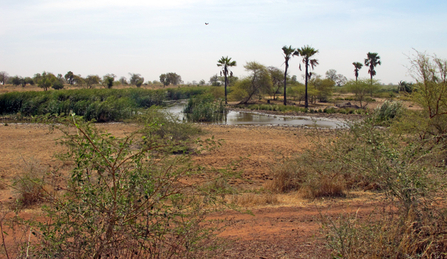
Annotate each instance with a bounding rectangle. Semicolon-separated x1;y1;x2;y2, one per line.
0;48;383;108
214;47;382;108
0;71;185;90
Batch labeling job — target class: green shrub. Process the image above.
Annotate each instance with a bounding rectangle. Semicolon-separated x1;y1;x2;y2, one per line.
374;100;405;125
183;94;226;122
14;117;235;258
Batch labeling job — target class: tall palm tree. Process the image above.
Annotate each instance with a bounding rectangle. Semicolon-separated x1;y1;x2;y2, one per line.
217;56;237;104
364;52;381;83
352;62;363;81
294;45;319;108
282;45;295;105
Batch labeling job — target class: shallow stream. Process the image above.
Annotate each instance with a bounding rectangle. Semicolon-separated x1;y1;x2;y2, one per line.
164;102;346;129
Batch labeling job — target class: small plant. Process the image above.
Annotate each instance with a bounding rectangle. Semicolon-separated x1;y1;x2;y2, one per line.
12;159;52;208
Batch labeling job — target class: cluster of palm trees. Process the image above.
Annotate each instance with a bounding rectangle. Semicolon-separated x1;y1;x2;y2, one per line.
353;52;381;82
217;49;381;109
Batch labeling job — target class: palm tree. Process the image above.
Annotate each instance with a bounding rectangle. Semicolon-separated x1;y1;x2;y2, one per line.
294;45;319;108
352;62;363;81
217;56;237;104
282;45;295;105
364;52;381;83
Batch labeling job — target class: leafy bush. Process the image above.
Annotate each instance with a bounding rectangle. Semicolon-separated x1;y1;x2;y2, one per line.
183;94;226;122
374;100;405;125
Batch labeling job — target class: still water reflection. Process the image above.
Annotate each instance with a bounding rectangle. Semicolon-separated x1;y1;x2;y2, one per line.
164;102;345;129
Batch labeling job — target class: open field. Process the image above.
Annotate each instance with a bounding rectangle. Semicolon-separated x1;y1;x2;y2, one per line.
0;122;383;258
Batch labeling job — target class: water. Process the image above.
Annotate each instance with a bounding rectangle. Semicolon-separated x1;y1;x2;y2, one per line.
164;102;346;129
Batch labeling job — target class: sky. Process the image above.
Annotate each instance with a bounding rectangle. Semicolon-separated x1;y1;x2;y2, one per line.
1;0;447;85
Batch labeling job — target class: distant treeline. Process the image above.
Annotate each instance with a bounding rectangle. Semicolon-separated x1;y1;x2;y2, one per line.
0;87;208;122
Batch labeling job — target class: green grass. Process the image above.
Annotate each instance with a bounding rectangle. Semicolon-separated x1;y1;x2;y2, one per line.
0;87;211;122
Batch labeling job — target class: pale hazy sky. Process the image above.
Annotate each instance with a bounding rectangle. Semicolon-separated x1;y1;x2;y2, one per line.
1;0;446;84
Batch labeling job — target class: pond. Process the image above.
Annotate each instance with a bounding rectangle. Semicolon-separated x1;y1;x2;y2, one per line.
164;102;346;129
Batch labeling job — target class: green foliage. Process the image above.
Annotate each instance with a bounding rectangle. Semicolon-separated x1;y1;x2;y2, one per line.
344;79;381;108
229;62;272;104
85;75;101;89
374;100;405;125
64;71;74;85
134;106;203;145
408;51;447;137
310;77;335;102
183;94;226;122
159;72;182;87
34;72;57;91
51;81;64;90
102;74;116;89
129;73;144;87
0;87;217;122
16;118;233;258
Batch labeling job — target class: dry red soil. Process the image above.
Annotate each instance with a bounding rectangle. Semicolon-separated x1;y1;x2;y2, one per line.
0;122;380;258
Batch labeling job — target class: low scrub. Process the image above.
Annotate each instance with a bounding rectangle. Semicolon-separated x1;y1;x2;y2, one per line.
3;117;238;258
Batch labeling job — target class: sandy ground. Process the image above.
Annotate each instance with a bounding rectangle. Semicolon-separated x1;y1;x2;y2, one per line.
0;122;384;258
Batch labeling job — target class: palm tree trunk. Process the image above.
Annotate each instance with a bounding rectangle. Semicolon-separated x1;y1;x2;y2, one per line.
224;66;228;104
283;62;288;105
304;60;309;109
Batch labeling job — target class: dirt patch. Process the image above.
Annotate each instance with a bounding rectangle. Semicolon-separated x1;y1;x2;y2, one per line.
0;122;381;257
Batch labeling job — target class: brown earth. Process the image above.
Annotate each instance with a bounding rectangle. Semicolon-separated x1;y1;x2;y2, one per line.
0;122;382;258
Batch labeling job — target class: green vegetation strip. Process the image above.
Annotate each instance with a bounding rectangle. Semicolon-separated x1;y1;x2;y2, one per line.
0;87;209;122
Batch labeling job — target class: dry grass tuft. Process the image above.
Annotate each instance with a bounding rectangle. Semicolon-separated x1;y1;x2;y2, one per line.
265;160;304;193
301;175;346;199
229;193;279;207
12;159;52;208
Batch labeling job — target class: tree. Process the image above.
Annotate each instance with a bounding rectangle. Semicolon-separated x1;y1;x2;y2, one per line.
160;74;169;87
167;72;182;86
10;76;23;87
65;71;74;85
34;72;57;91
85;75;100;89
365;52;381;83
159;73;182;87
345;79;380;108
398;80;414;93
23;77;34;87
282;45;295;105
119;76;128;85
129;73;144;87
72;75;85;87
230;62;271;104
325;69;347;86
268;66;284;100
209;75;220;86
217;56;237;104
311;77;335;102
409;51;447;136
0;71;9;85
102;74;116;89
294;45;319;108
199;79;206;86
352;62;363;81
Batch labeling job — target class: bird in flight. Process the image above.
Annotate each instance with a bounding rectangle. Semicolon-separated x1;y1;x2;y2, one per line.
205;22;209;25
